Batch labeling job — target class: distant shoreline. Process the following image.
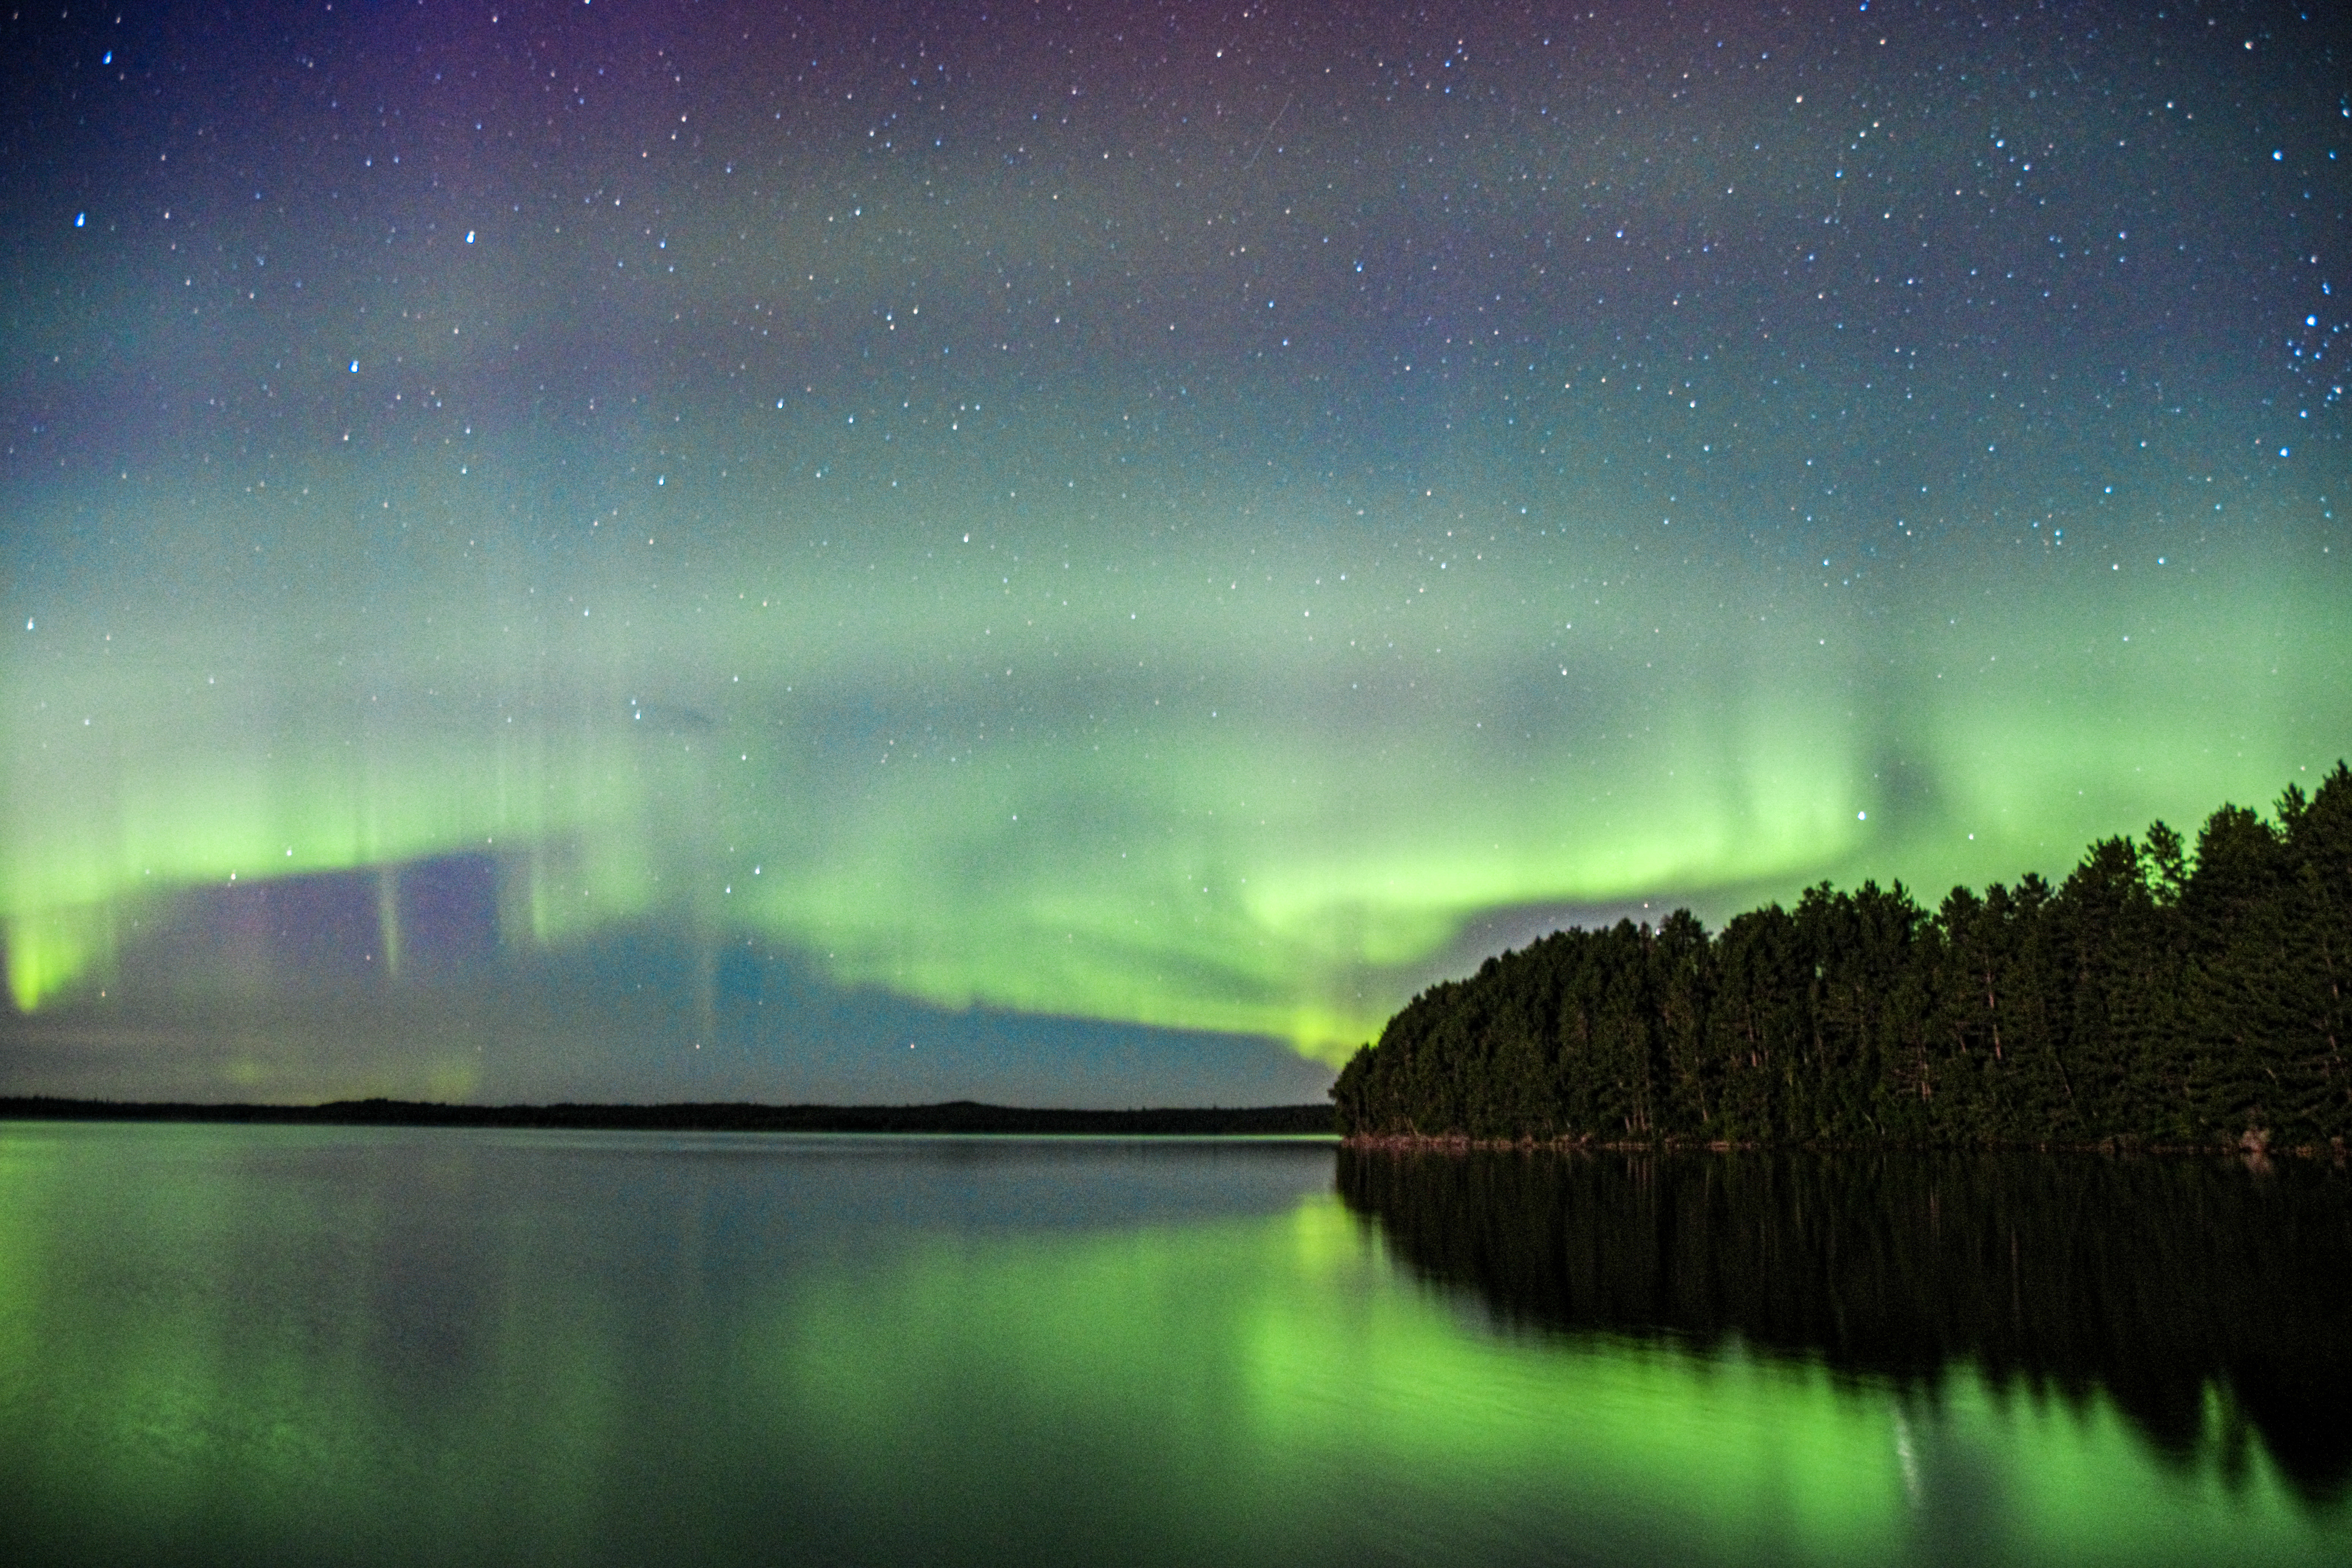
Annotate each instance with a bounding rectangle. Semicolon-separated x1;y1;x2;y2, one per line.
0;1095;1337;1137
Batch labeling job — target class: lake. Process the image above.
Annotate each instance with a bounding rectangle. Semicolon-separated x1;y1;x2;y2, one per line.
0;1121;2344;1565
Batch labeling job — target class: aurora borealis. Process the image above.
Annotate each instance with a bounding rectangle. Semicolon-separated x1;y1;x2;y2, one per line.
2;0;2345;1103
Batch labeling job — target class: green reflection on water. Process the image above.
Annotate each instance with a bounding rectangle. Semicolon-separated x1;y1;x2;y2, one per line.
0;1122;2340;1567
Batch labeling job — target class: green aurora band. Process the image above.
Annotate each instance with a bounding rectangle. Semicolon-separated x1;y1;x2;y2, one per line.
6;433;2343;1060
2;0;2345;1089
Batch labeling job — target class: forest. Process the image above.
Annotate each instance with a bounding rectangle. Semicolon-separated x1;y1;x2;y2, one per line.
1331;765;2352;1149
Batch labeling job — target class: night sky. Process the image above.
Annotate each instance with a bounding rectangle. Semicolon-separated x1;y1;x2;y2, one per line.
2;0;2344;1106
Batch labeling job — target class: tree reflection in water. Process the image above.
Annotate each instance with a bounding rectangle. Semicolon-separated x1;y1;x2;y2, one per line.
1337;1150;2352;1506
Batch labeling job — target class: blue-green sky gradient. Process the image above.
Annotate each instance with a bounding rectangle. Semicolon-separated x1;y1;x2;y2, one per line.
3;0;2344;1102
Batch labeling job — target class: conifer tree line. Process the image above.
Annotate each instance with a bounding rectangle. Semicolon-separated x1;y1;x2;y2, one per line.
1332;765;2352;1148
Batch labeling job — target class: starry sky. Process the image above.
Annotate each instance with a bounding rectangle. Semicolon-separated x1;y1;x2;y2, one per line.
2;0;2345;1106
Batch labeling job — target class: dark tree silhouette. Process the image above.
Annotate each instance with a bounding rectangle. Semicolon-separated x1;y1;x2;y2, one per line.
1334;765;2352;1149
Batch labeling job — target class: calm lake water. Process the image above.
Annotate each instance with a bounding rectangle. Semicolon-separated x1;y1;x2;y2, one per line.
1;1122;2345;1566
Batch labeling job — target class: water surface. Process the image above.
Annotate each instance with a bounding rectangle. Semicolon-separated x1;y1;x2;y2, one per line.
0;1122;2343;1565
